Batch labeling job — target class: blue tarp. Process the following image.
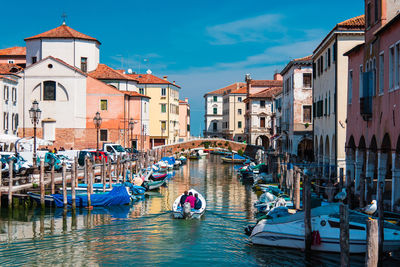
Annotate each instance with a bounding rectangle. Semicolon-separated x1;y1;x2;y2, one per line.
224;154;246;160
122;182;146;195
52;186;131;208
77;183;111;189
161;156;176;164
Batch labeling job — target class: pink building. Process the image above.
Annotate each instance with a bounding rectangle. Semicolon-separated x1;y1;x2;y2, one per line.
346;0;400;210
178;98;190;141
0;47;26;68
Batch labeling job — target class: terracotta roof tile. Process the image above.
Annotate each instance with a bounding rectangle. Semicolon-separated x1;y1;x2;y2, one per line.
0;74;18;83
205;82;246;96
337;15;365;29
248;87;282;98
123;91;150;99
0;63;23;74
126;74;180;88
228;87;247;94
250;80;283;87
294;55;313;61
25;24;100;44
0;47;26;56
89;64;137;81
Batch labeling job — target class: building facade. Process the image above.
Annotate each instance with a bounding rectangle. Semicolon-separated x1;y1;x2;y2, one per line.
0;47;26;68
178;98;190;142
346;0;400;210
280;56;313;161
222;86;247;141
313;15;365;178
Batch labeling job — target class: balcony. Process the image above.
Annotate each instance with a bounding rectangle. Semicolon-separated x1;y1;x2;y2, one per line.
360;71;373;120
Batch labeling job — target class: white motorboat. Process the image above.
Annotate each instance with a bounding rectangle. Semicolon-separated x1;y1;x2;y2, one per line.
172;189;206;219
249;204;400;253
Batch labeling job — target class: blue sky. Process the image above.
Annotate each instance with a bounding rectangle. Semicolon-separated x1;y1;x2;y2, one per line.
0;0;363;135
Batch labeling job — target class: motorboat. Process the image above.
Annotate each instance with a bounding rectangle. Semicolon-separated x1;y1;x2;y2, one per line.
172;189;206;219
151;172;168;181
143;179;165;191
221;154;246;164
249;203;400;253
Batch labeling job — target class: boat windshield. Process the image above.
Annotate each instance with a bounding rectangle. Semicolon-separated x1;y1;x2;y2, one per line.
113;145;126;152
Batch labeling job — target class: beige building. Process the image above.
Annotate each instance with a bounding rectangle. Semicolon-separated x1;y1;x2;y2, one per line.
280;55;313;161
222;86;246;141
127;73;180;147
313;15;365;178
178;98;190;142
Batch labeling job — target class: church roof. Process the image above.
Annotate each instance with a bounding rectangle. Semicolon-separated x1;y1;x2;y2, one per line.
0;46;26;56
25;24;100;44
89;64;137;81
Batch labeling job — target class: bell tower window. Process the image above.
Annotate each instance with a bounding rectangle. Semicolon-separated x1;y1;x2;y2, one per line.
43;81;56;101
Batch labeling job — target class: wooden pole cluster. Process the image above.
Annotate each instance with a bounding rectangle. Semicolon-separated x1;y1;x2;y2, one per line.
40;159;45;209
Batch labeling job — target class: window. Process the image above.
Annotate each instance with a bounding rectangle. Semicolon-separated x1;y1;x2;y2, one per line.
14;114;18;130
12;87;16;103
213;96;217;102
333;42;337;63
32;57;37;64
144;102;147;113
328;48;331;67
43;121;56;141
161;104;166;113
320;55;324;73
303;106;311;123
246;103;249;110
374;0;379;23
328;93;331;114
100;99;107;111
324;97;327;116
367;2;371;27
81;57;87;72
313;63;316;79
161;88;166;96
161;121;166;130
8;60;14;64
359;65;363;98
379;53;384;94
238;109;242;115
348;70;353;103
213;122;217;132
372;58;376;96
4;86;9;101
139;88;144;94
43;81;56;101
238;121;242;128
3;112;8;130
259;100;265;108
213;107;217;115
238;97;242;102
260;117;266;128
100;129;108;141
303;73;312;88
390;46;395;89
396;43;400;88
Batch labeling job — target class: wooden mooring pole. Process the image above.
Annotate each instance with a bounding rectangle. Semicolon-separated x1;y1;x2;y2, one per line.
304;174;312;252
0;164;2;209
108;159;112;189
51;164;55;195
87;159;92;207
71;160;76;210
360;174;365;208
102;157;106;192
294;171;300;210
8;160;13;209
340;204;349;267
40;159;45;209
378;181;384;264
62;163;67;208
84;156;88;184
366;219;378;267
122;162;126;183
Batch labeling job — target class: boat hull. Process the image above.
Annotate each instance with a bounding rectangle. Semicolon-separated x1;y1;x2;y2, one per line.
172;189;206;219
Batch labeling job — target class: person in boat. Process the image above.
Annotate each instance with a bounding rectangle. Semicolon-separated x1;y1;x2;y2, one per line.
194;193;202;209
185;192;196;208
180;191;189;206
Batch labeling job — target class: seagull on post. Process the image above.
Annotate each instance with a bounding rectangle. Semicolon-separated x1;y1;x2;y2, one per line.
362;200;377;215
334;188;347;201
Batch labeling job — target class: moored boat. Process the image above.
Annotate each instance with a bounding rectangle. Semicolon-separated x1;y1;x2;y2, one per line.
172;189;206;219
143;179;165;190
221;154;246;164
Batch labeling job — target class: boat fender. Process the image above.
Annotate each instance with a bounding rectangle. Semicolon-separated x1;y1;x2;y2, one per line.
244;225;254;236
312;230;321;245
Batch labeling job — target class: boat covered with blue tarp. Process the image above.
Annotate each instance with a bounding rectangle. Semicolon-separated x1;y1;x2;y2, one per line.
161;156;176;165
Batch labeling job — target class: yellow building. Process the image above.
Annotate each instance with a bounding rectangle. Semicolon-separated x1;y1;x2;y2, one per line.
127;73;180;146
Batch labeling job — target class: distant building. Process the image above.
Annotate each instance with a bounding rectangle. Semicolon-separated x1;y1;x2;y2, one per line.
280;55;313;161
203;82;245;138
178;98;190;142
222;85;247;141
0;47;26;68
243;74;283;149
312;15;365;178
345;0;400;210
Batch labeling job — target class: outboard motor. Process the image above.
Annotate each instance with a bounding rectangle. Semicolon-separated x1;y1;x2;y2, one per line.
183;202;192;218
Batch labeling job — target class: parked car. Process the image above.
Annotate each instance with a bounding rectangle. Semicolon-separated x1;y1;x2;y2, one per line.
37;152;62;171
103;143;128;162
78;150;109;166
0;153;33;175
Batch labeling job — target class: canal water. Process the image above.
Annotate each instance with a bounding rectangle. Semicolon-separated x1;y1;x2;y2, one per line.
0;156;397;266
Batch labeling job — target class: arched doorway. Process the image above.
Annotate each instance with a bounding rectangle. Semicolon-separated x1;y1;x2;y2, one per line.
256;135;270;150
394;136;400;211
347;136;356;184
297;138;313;162
314;136;319;163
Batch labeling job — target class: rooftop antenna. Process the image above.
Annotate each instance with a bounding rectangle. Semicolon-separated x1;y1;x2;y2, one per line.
61;12;67;25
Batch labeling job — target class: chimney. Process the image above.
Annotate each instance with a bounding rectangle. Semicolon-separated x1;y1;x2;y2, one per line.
173;81;176;85
245;74;252;97
163;75;168;80
185;97;188;103
274;73;283;81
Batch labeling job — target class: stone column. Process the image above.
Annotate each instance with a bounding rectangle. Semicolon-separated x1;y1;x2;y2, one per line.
354;149;363;194
377;152;387;202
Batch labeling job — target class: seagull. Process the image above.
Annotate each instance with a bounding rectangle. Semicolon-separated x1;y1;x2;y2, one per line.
334;188;347;201
362;200;377;215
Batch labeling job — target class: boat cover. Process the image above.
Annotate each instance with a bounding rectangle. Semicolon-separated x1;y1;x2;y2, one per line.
52;186;131;207
77;183;110;189
122;182;146;195
161;157;175;164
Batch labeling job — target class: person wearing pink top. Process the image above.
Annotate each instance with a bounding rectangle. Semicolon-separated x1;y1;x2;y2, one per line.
185;192;196;208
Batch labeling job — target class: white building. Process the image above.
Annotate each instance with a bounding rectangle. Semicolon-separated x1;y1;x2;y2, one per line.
222;86;247;141
313;15;365;178
203;82;245;138
280;55;313;161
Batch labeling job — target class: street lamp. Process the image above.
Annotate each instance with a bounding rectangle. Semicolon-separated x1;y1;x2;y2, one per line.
29;100;41;171
93;112;102;159
128;118;137;152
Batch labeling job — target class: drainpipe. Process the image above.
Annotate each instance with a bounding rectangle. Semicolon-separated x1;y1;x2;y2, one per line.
123;94;126;147
167;84;170;145
334;35;338;178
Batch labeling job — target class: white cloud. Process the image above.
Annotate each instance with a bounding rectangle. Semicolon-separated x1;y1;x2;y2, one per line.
206;14;285;45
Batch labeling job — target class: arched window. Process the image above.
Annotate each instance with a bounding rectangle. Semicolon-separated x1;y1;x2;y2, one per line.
43;81;56;100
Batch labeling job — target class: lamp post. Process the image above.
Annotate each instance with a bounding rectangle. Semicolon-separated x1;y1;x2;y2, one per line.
29;100;41;171
128;118;137;152
93;112;102;160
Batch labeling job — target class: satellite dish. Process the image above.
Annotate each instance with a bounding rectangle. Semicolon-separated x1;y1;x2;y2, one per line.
146;69;152;74
127;68;133;74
